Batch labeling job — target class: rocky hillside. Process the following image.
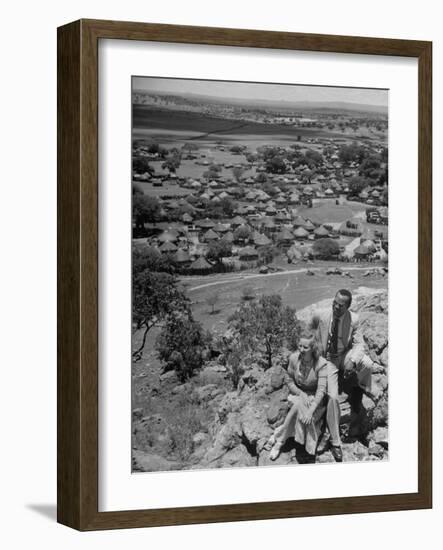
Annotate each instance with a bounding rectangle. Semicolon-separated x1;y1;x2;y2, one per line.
132;288;388;471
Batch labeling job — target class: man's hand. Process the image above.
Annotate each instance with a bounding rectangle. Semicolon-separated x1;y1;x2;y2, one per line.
343;359;355;378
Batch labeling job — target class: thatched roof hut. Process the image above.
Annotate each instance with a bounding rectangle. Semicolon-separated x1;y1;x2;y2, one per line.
294;227;309;239
221;231;234;243
213;222;229;233
239;246;259;260
203;228;219;241
159;241;178;253
314;225;329;238
189;256;213;271
158;230;178;243
254;233;272;246
354;244;370;257
197;217;215;229
304;219;315;231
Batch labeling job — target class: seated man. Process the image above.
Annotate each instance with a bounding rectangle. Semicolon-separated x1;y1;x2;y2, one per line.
314;289;375;462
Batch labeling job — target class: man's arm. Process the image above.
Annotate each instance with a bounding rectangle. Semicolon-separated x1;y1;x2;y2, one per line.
348;313;365;362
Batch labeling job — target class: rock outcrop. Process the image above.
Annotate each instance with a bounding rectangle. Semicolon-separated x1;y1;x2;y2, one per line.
194;288;389;468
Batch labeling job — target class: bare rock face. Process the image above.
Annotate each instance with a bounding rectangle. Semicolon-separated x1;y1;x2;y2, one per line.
199;365;289;468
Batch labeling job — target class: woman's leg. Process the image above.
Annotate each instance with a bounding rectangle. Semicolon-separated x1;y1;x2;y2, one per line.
270;401;299;460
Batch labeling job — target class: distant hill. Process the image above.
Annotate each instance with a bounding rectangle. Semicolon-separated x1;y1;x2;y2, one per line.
133;89;388;115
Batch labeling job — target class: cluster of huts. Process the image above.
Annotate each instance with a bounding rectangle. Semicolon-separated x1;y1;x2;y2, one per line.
138;203;388;273
133;137;388;208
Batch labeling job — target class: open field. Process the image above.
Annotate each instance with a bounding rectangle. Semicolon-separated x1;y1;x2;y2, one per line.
133;106;348;140
182;265;388;334
133;106;387;146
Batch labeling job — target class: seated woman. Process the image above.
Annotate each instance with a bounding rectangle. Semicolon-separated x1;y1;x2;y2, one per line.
269;329;333;460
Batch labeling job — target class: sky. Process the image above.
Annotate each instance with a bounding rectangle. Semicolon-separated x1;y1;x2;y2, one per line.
132;76;388;107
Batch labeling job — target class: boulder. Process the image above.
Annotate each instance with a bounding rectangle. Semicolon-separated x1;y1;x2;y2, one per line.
266;396;290;425
367;394;388;430
269;366;286;391
370;426;389;448
132;450;181;472
192;431;209;447
194;384;223;402
216;445;257;468
160;370;179;384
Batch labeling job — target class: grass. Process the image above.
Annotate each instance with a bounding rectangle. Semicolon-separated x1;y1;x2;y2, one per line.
182;264;388;336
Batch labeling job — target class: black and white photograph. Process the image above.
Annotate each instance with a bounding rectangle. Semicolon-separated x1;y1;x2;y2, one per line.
131;76;389;472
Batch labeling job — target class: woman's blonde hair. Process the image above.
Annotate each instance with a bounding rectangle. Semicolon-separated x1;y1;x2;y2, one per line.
297;327;322;362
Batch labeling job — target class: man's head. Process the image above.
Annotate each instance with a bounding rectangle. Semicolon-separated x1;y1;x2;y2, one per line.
332;289;352;318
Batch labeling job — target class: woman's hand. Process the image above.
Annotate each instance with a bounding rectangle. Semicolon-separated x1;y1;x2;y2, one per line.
300;409;314;425
288;392;309;406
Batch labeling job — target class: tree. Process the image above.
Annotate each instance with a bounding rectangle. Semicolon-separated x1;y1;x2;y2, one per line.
348;175;367;197
266;156;286;174
206;240;232;263
255;172;269;184
246;152;259;164
133;156;154;175
304;149;324;168
132;270;189;360
219;197;236;217
156;312;208;381
217;333;246;389
203;163;222;180
312;238;340;259
206;291;220;314
233;225;251;243
301;168;314;184
261;181;278;197
228;294;300;370
132;245;175;276
258;244;279;265
162;154;181;174
147;142;168;158
132;195;161;229
359;155;382;181
338;142;367;165
232;166;245;183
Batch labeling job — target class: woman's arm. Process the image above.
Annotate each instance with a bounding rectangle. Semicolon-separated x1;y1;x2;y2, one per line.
300;363;328;425
309;363;328;412
285;353;308;400
285;353;302;395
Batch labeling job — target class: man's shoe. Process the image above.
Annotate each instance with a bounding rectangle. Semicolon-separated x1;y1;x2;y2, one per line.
330;445;343;462
316;432;330;454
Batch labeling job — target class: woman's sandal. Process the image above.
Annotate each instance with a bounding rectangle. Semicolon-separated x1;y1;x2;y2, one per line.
264;433;276;450
269;443;282;461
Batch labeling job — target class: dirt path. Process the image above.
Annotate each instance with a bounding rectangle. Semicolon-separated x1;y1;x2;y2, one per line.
187;266;379;292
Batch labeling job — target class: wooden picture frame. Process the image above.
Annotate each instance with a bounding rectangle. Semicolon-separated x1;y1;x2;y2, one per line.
57;19;432;531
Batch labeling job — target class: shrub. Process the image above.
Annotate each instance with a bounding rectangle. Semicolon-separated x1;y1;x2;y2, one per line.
229;294;301;370
156;312;209;382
